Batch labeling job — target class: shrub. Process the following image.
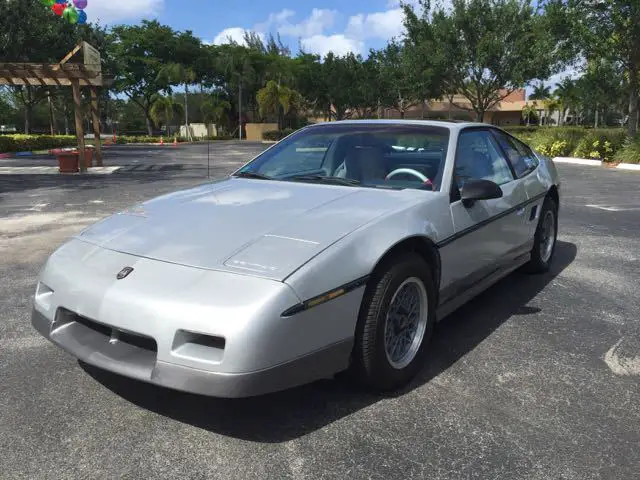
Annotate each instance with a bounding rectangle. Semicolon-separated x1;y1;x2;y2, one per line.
572;130;627;162
262;128;296;141
613;135;640;164
0;134;77;153
509;127;628;160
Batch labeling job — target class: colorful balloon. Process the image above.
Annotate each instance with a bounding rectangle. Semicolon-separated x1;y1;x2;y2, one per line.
52;3;65;15
73;0;88;9
55;0;66;4
63;6;79;24
41;0;56;7
77;10;87;24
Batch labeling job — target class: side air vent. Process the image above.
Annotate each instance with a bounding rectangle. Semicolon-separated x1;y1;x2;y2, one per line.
171;330;226;364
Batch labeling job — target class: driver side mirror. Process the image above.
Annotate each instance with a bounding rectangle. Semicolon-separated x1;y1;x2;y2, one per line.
460;179;503;208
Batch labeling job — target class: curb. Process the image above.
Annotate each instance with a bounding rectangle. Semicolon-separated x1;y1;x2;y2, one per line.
553;157;640;171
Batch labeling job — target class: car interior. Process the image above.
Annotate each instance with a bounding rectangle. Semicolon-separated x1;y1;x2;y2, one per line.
325;132;447;190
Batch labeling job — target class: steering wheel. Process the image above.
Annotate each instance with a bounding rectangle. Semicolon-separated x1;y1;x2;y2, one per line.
385;168;429;183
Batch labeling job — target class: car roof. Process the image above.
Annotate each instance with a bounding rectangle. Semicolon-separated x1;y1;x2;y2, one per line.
305;119;493;131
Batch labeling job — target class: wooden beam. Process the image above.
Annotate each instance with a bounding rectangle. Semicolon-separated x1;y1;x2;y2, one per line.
0;77;111;87
90;87;102;167
72;79;86;173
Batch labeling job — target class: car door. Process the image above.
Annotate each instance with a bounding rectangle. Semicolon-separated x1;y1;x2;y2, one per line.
439;128;531;302
491;129;547;238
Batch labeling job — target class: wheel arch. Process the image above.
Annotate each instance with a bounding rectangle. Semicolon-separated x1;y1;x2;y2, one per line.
548;184;559;209
369;235;441;303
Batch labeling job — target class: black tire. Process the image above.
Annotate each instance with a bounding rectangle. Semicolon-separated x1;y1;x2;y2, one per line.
350;253;436;392
524;195;558;274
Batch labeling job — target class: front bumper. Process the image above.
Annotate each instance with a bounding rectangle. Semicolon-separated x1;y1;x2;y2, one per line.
30;238;362;397
32;309;352;398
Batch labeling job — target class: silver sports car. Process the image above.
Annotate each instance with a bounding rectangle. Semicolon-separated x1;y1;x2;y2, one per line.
32;120;560;398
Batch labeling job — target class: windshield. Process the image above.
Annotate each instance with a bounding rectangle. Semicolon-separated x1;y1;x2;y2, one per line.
236;123;450;191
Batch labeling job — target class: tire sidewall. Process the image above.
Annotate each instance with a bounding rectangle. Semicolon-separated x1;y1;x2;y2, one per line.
533;196;559;270
362;255;436;389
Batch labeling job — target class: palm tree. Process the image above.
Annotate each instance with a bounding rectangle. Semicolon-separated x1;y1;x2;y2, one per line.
529;82;551;124
201;95;231;134
522;103;538;126
256;80;302;129
149;94;184;135
157;63;197;140
554;78;577;126
530;81;551;100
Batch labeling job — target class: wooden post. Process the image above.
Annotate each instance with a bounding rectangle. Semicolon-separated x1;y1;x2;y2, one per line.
90;86;102;166
72;79;86;172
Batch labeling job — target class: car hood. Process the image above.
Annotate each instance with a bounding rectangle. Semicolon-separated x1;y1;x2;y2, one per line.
75;177;419;281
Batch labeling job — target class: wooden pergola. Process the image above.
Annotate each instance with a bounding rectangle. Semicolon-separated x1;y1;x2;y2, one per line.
0;42;113;172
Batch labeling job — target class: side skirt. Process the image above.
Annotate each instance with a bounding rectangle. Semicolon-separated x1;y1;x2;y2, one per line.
435;252;531;322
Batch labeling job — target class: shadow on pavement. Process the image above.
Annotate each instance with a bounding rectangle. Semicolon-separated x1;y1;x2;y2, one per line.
82;240;578;443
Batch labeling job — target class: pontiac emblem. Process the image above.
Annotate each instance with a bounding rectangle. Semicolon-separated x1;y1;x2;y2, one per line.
116;267;134;280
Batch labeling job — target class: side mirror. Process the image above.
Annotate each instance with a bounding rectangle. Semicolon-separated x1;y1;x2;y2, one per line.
460;179;503;208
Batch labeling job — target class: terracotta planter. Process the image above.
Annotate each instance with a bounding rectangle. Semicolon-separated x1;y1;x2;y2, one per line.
56;152;79;173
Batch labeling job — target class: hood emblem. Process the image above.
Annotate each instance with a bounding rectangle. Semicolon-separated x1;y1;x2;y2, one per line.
116;267;134;280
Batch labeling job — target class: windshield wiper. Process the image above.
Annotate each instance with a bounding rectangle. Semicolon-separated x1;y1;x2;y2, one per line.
232;171;272;180
287;175;361;186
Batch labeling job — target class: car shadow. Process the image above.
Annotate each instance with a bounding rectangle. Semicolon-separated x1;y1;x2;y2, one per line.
81;240;577;443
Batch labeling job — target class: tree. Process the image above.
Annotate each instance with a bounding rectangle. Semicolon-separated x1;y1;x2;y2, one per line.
554;77;579;125
149;94;184;132
0;0;107;133
201;95;231;131
530;81;551;100
373;41;427;119
562;0;640;135
522;103;538;125
107;21;179;135
321;52;361;120
157;63;197;140
256;80;302;129
404;0;563;121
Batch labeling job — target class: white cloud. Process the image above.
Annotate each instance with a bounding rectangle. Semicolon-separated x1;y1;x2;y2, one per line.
347;9;405;40
301;34;364;57
212;28;264;46
278;8;337;37
85;0;163;24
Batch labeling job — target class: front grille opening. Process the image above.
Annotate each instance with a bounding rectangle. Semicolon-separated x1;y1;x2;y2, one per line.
74;314;112;337
63;309;157;353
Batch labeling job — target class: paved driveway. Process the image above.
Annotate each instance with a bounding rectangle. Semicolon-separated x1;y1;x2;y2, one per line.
1;146;639;479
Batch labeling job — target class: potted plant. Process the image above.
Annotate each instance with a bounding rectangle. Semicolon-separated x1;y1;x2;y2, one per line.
51;148;79;173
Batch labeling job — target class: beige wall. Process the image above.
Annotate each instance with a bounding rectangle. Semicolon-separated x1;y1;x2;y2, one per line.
245;123;278;141
179;123;217;138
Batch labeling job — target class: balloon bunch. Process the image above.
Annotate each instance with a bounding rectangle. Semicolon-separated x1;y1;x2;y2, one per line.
41;0;88;25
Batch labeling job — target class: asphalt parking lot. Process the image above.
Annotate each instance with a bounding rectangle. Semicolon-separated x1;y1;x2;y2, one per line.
1;143;639;479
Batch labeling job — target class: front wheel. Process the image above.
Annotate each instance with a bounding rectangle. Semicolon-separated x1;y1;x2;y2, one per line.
350;253;436;391
524;195;558;273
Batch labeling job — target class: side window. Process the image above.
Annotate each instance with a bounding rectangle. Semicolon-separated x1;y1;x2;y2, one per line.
453;130;514;192
492;130;539;178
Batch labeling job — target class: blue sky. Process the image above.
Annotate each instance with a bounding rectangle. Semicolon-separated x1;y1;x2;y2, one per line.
84;0;575;88
85;0;421;57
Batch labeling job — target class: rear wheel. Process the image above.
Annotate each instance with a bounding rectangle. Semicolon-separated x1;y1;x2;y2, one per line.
350;253;436;391
524;195;558;273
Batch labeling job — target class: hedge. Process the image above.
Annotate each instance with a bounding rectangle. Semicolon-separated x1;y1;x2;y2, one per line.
508;127;632;163
263;128;295;141
0;134;77;153
114;135;234;144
